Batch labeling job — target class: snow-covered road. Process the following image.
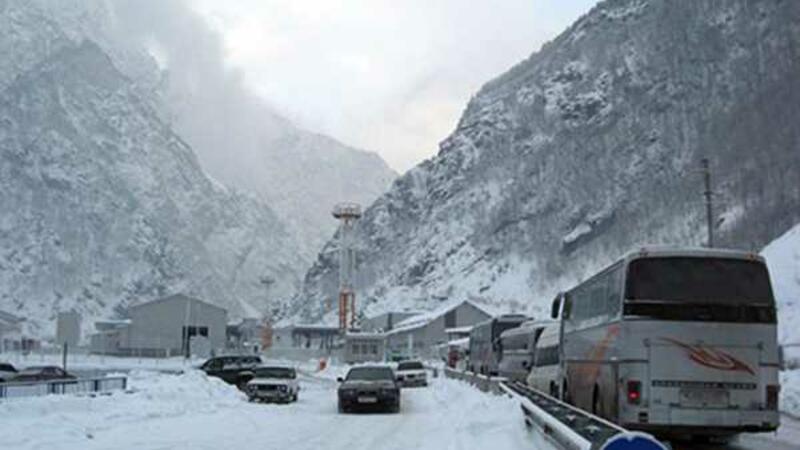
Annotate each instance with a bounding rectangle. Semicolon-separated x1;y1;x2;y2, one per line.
0;370;550;450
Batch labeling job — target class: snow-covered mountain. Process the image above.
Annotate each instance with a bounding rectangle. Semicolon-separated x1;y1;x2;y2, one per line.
294;0;800;323
109;0;397;258
165;77;397;260
0;38;305;335
0;0;393;336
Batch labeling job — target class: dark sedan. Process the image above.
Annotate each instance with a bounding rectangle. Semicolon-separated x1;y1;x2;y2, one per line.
12;366;75;382
337;365;400;413
199;355;262;388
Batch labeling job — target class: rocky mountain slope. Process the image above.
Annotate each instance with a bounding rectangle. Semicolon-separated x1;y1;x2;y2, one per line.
295;0;800;325
110;0;397;258
167;82;397;259
0;1;307;335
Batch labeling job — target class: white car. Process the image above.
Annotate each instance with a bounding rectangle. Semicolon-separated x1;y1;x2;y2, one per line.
0;362;17;383
395;361;428;387
245;366;300;403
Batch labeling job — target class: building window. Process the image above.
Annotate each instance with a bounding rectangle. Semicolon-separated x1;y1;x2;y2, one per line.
371;344;378;355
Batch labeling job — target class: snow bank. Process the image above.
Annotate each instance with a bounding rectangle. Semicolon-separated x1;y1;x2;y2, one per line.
0;370;244;448
762;223;800;345
782;370;800;418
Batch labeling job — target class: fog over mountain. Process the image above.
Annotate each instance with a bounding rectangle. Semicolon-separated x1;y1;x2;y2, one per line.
112;0;397;257
0;0;394;336
294;0;800;327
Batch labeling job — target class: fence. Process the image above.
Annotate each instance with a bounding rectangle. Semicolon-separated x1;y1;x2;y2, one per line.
0;376;127;399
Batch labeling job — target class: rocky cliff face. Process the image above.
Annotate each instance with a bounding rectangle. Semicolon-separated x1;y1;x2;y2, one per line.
295;0;800;323
0;0;397;335
0;2;306;334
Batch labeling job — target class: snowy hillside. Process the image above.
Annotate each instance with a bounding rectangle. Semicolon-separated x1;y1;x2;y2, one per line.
763;224;800;345
0;2;308;335
294;0;800;323
167;83;397;259
109;0;397;258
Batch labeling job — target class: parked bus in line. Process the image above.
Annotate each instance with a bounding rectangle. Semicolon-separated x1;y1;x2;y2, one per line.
467;314;529;376
526;322;562;397
549;247;780;440
497;319;553;382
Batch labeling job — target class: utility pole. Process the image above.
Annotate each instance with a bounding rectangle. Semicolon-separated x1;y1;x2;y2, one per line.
701;158;714;248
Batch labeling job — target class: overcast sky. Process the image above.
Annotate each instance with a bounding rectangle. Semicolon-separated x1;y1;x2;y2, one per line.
189;0;598;172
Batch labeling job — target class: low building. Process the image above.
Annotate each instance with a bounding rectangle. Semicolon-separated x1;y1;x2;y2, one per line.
89;294;227;357
343;333;386;364
361;311;422;333
384;299;493;359
277;324;339;350
227;318;265;353
445;325;473;341
0;310;37;353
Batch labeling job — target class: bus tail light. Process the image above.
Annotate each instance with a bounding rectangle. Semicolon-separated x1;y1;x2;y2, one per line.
766;385;779;410
627;380;642;404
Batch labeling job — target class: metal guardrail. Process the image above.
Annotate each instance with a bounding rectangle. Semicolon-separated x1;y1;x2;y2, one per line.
443;369;650;450
443;367;507;395
502;381;626;450
0;376;127;399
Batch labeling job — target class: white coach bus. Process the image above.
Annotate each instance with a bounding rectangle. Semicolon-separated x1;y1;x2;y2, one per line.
550;247;780;440
498;319;553;382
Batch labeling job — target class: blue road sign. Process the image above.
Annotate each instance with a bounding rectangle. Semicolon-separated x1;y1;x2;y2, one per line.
601;432;668;450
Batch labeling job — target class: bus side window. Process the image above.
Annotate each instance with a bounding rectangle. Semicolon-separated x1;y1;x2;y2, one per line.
606;265;623;317
562;295;573;320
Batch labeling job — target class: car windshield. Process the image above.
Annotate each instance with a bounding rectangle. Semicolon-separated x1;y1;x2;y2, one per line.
397;362;423;371
346;367;394;381
254;367;295;379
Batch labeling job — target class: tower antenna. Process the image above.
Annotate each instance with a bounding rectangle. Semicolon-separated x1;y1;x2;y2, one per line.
332;202;362;332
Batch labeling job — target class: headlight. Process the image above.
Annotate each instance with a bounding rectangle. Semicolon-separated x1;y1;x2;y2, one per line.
278;385;288;392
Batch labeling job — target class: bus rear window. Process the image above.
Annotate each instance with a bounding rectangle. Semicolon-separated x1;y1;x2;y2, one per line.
625;257;774;305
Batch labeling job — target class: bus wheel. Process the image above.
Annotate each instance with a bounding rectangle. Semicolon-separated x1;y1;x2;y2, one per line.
549;382;558;399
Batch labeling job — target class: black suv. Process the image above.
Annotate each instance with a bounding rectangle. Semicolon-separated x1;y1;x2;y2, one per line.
199;355;262;388
0;362;17;382
337;365;400;413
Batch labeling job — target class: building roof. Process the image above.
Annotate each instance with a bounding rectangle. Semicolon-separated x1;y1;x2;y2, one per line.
0;310;25;325
445;325;473;335
129;293;227;314
386;299;494;336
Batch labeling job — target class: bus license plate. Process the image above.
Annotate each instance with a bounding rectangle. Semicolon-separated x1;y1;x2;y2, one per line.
680;389;728;407
358;396;378;404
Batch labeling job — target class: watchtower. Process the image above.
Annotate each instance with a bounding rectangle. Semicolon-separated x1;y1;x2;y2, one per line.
332;203;362;332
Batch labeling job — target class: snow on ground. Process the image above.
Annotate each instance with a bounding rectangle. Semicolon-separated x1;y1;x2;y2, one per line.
781;370;800;418
0;368;550;450
762;223;800;346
